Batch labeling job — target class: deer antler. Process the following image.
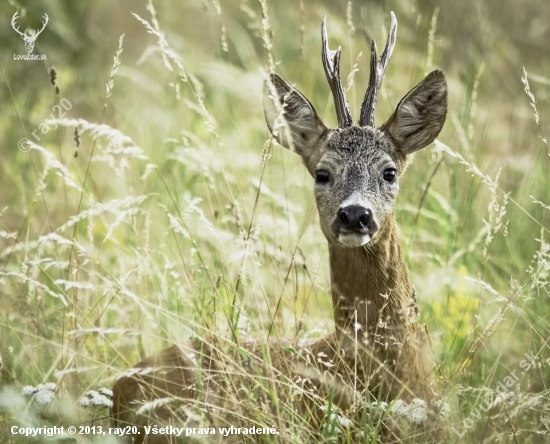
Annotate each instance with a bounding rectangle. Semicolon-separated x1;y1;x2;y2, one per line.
322;17;353;129
11;11;26;38
34;13;49;38
359;12;398;127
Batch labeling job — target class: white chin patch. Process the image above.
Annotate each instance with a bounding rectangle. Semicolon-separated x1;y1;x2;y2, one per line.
338;233;371;247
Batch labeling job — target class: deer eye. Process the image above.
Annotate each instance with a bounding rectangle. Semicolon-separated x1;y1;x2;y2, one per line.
383;168;397;182
315;170;330;183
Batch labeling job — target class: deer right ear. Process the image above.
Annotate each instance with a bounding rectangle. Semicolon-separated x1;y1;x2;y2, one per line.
263;74;327;172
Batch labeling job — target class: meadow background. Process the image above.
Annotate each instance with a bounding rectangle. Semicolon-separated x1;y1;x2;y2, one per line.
0;0;549;442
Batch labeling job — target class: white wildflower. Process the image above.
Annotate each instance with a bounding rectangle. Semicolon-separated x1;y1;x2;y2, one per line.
22;382;57;405
41;382;57;391
34;390;55;405
371;400;388;410
80;389;113;408
390;399;405;412
409;398;428;423
99;387;113;397
392;398;428;424
320;404;352;429
21;386;37;396
335;414;352;427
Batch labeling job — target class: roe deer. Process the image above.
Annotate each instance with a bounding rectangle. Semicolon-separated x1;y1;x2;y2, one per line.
112;12;447;443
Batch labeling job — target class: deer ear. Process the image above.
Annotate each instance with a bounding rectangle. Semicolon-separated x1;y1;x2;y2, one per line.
263;74;327;171
381;70;447;155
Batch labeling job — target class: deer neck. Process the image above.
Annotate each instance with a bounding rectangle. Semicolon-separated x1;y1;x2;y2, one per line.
328;219;417;341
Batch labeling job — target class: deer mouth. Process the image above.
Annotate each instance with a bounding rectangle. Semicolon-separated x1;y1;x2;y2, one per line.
337;232;372;247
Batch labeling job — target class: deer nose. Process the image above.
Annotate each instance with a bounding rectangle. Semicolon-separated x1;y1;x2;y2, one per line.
336;205;376;233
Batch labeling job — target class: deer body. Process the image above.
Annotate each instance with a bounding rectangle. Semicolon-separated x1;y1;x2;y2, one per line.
112;13;447;442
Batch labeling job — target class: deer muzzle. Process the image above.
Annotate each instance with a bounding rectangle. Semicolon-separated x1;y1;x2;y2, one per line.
331;205;378;247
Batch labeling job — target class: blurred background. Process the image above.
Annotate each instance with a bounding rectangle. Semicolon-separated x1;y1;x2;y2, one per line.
0;0;549;442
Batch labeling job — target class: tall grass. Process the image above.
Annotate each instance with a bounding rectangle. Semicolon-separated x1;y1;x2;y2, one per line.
1;0;549;442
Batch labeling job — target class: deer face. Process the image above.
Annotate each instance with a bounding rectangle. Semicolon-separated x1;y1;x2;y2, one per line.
263;16;447;247
312;126;402;246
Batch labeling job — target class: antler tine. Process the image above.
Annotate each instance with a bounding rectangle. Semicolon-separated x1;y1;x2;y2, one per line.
11;11;25;37
359;12;398;127
36;13;49;36
322;16;353;128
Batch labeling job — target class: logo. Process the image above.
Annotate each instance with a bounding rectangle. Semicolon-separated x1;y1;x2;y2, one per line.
12;10;48;60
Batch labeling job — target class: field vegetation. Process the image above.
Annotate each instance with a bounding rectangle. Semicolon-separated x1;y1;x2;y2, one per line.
0;0;549;442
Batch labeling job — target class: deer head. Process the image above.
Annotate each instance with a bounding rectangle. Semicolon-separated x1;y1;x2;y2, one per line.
11;11;49;54
264;13;447;248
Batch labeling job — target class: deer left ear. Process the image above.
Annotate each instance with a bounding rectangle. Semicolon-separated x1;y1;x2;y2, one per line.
381;70;447;155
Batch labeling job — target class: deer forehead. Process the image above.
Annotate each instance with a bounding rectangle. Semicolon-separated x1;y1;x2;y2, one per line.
319;126;400;171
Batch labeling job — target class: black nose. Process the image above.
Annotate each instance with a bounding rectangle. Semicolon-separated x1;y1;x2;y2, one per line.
335;205;376;233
